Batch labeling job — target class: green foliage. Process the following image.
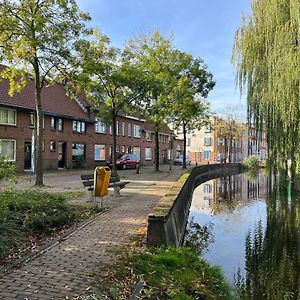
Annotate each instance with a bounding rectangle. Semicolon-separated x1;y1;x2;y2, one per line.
243;156;260;171
0;155;16;219
0;0;91;185
74;31;146;177
0;191;96;260
125;31;186;171
101;246;231;299
233;0;300;176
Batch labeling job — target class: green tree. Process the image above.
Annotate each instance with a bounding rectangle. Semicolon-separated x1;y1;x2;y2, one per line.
0;0;90;185
233;0;300;179
125;32;183;172
75;33;146;181
169;56;214;168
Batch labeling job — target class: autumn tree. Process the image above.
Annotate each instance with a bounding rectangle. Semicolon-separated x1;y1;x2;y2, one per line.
233;0;300;178
125;32;184;171
75;33;146;181
169;56;214;169
0;0;90;185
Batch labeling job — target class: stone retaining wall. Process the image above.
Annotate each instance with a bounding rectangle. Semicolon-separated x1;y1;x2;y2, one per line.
147;163;243;247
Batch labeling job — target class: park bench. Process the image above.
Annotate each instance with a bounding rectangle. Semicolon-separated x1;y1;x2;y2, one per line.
80;173;129;198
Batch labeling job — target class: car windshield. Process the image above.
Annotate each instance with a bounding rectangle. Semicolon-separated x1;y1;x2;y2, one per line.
120;155;127;160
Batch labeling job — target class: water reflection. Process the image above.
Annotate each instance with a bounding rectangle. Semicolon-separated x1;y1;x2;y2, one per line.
187;172;300;298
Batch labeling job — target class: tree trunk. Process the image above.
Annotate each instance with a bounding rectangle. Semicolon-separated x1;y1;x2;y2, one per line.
155;129;159;172
33;60;44;186
182;122;187;169
111;108;120;182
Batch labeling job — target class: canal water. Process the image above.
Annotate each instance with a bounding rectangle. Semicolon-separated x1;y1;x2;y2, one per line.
186;172;300;298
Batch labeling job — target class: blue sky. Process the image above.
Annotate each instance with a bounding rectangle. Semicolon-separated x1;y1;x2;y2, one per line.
76;0;251;120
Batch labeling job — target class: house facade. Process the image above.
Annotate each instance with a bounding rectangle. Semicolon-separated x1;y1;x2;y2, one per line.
0;70;183;172
182;117;266;164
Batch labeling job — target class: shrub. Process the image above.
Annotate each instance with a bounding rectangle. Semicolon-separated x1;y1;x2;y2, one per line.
0;191;96;261
243;156;260;171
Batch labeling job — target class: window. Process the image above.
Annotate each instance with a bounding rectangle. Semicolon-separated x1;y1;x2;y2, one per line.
0;108;16;125
94;144;105;161
122;145;125;153
187;138;191;146
145;148;152;160
72;144;86;161
95;118;106;133
116;145;120;152
122;122;125;136
0;139;16;161
30;112;35;127
204;137;212;146
146;132;152;142
203;184;212;193
204;125;211;133
109;125;113;135
50;141;56;151
133;125;141;138
58;118;63;131
133;147;141;160
50;117;56;129
72;120;86;133
116;121;120;135
128;124;132;137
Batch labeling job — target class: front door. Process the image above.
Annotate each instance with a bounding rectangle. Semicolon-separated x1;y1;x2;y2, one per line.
58;142;66;168
24;142;32;170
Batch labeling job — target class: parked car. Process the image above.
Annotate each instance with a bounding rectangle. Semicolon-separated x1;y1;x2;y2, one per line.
116;153;140;170
106;154;124;170
173;155;191;165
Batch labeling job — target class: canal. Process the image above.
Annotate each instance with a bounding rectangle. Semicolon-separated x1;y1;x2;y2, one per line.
186;171;300;298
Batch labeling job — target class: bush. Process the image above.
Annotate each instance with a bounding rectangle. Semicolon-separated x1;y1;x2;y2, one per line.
0;191;96;261
243;156;260;171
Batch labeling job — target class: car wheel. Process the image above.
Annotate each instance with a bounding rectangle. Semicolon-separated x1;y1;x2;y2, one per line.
122;164;126;170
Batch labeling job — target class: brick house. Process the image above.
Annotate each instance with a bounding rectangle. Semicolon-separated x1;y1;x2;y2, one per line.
0;69;183;172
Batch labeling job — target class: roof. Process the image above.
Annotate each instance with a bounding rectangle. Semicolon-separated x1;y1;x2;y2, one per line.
0;65;92;122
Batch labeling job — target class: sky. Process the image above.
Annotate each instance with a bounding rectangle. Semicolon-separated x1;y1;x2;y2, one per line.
76;0;251;121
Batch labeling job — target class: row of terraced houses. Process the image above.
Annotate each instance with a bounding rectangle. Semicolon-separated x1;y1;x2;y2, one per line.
0;67;183;172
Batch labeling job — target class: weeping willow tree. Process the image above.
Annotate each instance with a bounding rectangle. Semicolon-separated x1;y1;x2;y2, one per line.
233;0;300;179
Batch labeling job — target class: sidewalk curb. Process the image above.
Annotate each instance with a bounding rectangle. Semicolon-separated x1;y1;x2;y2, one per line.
0;208;110;279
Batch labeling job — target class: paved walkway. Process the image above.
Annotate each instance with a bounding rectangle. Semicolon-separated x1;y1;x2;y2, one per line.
0;165;187;299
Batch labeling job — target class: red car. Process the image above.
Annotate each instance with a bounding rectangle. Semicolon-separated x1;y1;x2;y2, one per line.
116;154;139;170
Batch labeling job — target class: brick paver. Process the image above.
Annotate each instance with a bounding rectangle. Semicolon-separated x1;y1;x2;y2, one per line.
0;165;186;299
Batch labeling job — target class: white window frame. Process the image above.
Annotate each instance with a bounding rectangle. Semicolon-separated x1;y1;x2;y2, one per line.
95;118;106;134
0;139;16;161
0;108;16;126
145;147;152;160
133;146;141;160
116;121;120;136
133;125;141;138
94;144;106;161
128;124;132;137
122;122;125;136
204;137;212;146
146;131;152;142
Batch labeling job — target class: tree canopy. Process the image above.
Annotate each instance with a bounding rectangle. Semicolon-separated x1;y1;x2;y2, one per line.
233;0;300;176
0;0;90;185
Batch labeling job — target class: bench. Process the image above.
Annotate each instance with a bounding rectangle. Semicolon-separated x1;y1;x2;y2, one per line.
80;174;129;198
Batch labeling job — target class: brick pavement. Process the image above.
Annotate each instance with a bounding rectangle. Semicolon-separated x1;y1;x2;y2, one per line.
0;165;187;299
